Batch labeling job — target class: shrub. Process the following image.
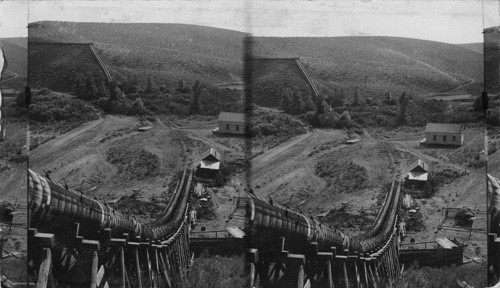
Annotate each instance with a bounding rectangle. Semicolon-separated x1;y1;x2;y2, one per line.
454;207;474;226
35;88;51;96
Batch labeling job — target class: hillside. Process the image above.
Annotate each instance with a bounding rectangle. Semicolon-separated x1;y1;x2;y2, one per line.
457;43;483;54
28;21;245;90
251;59;312;107
28;22;483;105
29;43;107;92
0;38;27;88
251;36;483;106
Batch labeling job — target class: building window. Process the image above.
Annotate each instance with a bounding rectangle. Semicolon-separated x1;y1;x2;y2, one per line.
236;125;239;131
226;124;229;130
443;136;446;141
453;136;456;142
433;135;436;141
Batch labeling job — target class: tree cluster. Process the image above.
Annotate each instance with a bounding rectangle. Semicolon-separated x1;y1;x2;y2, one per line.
72;73;110;101
280;88;315;115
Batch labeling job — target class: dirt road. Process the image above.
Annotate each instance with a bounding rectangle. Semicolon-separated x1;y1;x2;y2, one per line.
29;115;186;202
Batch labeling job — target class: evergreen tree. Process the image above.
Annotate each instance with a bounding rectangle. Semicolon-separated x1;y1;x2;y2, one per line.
97;80;109;98
108;80;118;101
145;74;154;93
398;91;409;124
303;91;315;112
291;90;305;114
339;88;346;99
280;88;293;112
353;87;360;106
190;80;202;114
73;73;86;98
315;94;325;115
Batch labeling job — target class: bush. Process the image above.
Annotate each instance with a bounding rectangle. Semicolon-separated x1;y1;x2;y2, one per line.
106;147;160;180
454;207;474;226
249;109;307;138
29;96;101;123
35;88;51;96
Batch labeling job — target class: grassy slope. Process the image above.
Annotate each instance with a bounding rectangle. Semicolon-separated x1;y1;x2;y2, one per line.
28;21;482;102
457;43;483;54
29;43;106;92
28;21;245;90
0;38;27;88
252;36;483;105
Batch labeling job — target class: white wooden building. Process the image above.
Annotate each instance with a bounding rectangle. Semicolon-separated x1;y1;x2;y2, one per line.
198;148;221;172
214;112;246;135
405;159;429;188
424;123;464;146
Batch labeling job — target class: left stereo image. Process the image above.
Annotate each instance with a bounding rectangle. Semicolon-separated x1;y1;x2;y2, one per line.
0;1;29;286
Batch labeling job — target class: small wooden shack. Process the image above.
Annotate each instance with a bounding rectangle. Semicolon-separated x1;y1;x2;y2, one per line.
424;123;464;146
405;159;429;188
214;112;246;135
197;148;221;176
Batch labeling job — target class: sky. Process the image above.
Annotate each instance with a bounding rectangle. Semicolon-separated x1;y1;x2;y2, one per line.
0;0;499;43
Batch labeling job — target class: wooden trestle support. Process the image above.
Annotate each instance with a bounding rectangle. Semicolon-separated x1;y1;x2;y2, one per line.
488;232;500;285
29;221;191;288
248;234;401;288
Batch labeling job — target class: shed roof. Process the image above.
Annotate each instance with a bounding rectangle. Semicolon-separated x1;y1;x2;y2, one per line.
425;123;464;134
202;148;221;162
218;112;246;123
410;159;428;172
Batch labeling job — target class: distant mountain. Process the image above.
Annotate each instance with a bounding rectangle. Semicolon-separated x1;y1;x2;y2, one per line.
251;36;483;106
28;22;483;103
457;43;482;54
0;37;27;88
29;21;245;91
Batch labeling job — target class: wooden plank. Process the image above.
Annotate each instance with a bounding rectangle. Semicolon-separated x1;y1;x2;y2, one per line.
354;260;360;288
36;248;51;288
327;260;333;288
145;247;153;288
120;247;126;288
226;226;246;238
342;260;349;288
90;251;98;288
297;265;305;288
96;265;105;287
249;262;255;288
33;233;55;249
367;263;378;288
158;251;172;288
363;260;369;288
134;247;143;288
436;237;457;249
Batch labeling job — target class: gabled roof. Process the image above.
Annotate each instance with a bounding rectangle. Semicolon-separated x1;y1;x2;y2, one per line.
218;112;246;123
410;159;428;172
202;148;221;162
425;123;464;134
408;171;428;181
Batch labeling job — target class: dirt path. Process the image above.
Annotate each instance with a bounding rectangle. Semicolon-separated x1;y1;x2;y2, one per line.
252;131;316;181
